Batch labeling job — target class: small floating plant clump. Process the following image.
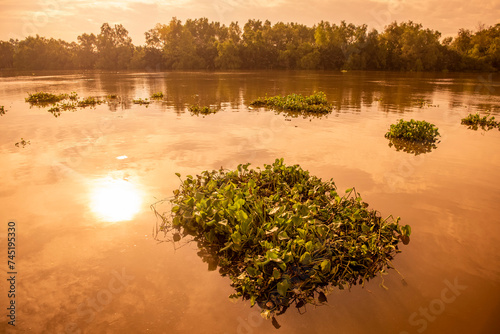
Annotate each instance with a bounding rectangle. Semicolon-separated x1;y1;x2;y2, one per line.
26;92;68;104
385;119;440;142
133;98;150;105
385;120;440;155
26;91;105;117
15;138;30;148
249;92;333;114
151;92;164;99
461;113;499;131
154;159;411;321
189;104;219;115
77;97;103;108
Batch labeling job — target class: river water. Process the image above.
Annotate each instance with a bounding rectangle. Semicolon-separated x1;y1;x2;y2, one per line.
1;70;499;333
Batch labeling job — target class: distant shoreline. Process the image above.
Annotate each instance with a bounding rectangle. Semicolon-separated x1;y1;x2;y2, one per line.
1;20;499;72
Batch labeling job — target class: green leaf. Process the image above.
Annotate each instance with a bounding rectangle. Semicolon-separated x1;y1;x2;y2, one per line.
231;231;242;244
276;261;286;271
305;240;313;252
249;294;256;306
277;279;290;297
299;252;311;265
272;268;281;279
277;231;289;240
266;251;279;260
320;259;331;273
236;210;248;222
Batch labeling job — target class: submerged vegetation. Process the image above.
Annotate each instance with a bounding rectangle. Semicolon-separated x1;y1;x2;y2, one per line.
154;159;411;321
461;113;500;131
0;106;6;116
250;92;332;114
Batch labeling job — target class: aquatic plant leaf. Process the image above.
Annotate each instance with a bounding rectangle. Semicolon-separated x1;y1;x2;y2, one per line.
300;252;312;265
277;279;291;297
320;260;331;273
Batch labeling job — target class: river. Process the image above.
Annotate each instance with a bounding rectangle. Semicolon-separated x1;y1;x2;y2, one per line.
0;70;499;333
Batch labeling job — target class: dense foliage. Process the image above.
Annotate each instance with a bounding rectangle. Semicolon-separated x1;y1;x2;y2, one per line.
1;19;499;71
461;113;500;131
250;92;332;113
155;159;411;319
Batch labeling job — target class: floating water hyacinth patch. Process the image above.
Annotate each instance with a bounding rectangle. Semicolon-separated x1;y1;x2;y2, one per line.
153;159;411;322
151;92;164;99
132;98;150;105
189;104;219;115
26;91;105;117
249;92;333;114
25;91;68;105
385;119;440;154
461;113;499;131
77;97;103;108
385;119;440;142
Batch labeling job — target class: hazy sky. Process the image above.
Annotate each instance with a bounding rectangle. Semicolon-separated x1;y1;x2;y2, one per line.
0;0;498;44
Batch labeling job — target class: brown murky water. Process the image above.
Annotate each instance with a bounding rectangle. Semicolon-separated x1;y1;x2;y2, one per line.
1;71;499;334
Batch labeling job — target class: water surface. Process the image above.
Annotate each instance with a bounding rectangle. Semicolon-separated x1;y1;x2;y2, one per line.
1;70;499;334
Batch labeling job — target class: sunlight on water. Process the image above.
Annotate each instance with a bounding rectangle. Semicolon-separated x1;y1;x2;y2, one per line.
90;177;142;222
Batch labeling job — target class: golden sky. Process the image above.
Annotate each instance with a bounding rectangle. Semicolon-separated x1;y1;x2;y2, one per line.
0;0;498;44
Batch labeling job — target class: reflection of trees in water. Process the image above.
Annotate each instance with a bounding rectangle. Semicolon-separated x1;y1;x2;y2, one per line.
85;71;499;114
387;137;438;155
160;72;245;113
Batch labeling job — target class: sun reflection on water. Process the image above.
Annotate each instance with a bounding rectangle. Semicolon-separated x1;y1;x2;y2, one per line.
90;177;143;222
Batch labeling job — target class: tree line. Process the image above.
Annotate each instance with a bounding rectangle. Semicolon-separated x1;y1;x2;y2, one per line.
0;18;499;72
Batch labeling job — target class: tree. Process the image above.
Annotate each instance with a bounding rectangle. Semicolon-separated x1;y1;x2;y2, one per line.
0;41;14;69
96;23;134;70
378;21;444;71
77;33;97;69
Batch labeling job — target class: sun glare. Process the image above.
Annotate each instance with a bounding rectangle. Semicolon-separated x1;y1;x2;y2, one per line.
90;177;143;223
